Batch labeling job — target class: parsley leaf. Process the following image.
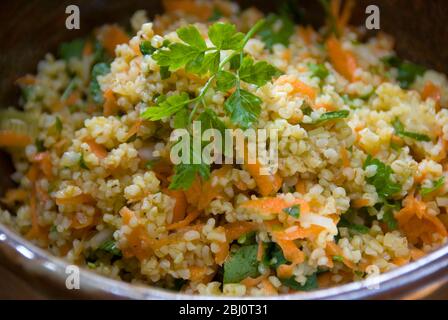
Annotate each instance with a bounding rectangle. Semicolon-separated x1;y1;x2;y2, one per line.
282;205;301;219
169;163;210;190
141;93;190;121
315;110;350;123
140;40;156;55
258;14;295;49
338;218;370;234
383;210;398;230
382;56;425;89
421;176;445;196
223;244;260;284
197;109;226;135
208;22;244;50
98;239;122;257
224;88;262;129
177;25;207;50
216;70;237;92
153;43;203;71
364;155;401;199
281;272;318;291
59;38;85;61
89;63;110;104
173;108;190;129
392;118;431;142
239;56;282;87
308;63;329;80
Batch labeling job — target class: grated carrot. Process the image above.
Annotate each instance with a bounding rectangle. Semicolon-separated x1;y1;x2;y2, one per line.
163;188;187;224
166;210;200;231
422;81;442;111
162;0;212;21
240;197;310;217
124;119;142;141
55;194;95;206
33;152;53;180
326;241;356;269
326;35;357;82
0;188;28;205
103;89;119;116
0;131;32;147
98;25;130;57
85;138;108;159
275;75;316;100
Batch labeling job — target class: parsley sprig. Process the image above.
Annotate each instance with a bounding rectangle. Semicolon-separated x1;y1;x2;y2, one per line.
140;21;281;190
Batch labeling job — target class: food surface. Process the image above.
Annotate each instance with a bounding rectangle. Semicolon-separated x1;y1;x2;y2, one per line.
1;0;448;296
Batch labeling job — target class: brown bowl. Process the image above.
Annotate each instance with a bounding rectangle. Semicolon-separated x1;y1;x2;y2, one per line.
0;0;447;299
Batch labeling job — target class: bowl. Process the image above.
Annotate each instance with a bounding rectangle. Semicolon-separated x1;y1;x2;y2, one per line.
0;0;447;299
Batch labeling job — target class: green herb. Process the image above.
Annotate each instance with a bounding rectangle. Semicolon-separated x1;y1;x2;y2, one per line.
59;38;85;61
332;255;344;263
224;88;262;129
308;63;329;80
382;210;398;230
208;7;224;21
364;155;401;199
421;176;445;196
237;231;257;245
61;79;77;101
160;66;171;80
35;139;46;152
55;117;63;133
89;63;110;104
215;70;237;92
262;242;288;269
382;56;425;89
79;153;89;170
315;110;350;124
197;109;226;136
140;40;156;55
145;20;280;190
98;239;122;257
169;162;210;190
172;278;187;291
87;262;97;269
223;244;259;284
392;118;431;142
173;108;190;129
282;204;300;219
239;56;282;87
92;40;111;64
281;272;318;291
338;218;369;234
258;14;295;49
141;93;190;121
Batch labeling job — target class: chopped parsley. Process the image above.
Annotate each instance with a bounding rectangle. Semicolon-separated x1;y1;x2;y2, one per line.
223;244;259;284
392;118;431;142
315;110;350;124
58;38;85;61
281;272;318;291
282;204;301;219
258;14;295;49
364;155;401;199
421;176;445;196
98;239;122;257
89;62;111;104
382;56;426;89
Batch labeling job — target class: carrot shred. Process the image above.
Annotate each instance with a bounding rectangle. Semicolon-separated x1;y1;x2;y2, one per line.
240;197;310;216
244;161;283;197
162;0;213;21
326;241;356;269
352;198;370;209
55;194;95;206
326;35;358;82
422;81;442;111
124;119;143;141
261;278;278;295
410;247;425;261
166;210;200;231
197;166;231;210
276;263;295;278
1;188;28;205
33;152;53;180
241;272;269;287
85;138;108;159
395;191;447;245
82;40;93;57
163;188;187;224
16;74;36;86
0;130;32;147
340;146;350;167
189;266;208;282
103;89;119;116
273;224;324;241
274;238;305;264
275;75;316;100
98;25;130;57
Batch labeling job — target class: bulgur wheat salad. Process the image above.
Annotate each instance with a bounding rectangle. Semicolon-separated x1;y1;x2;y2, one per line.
1;0;448;296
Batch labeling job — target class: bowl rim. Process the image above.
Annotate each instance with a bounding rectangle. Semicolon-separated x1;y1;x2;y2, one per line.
1;224;447;299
